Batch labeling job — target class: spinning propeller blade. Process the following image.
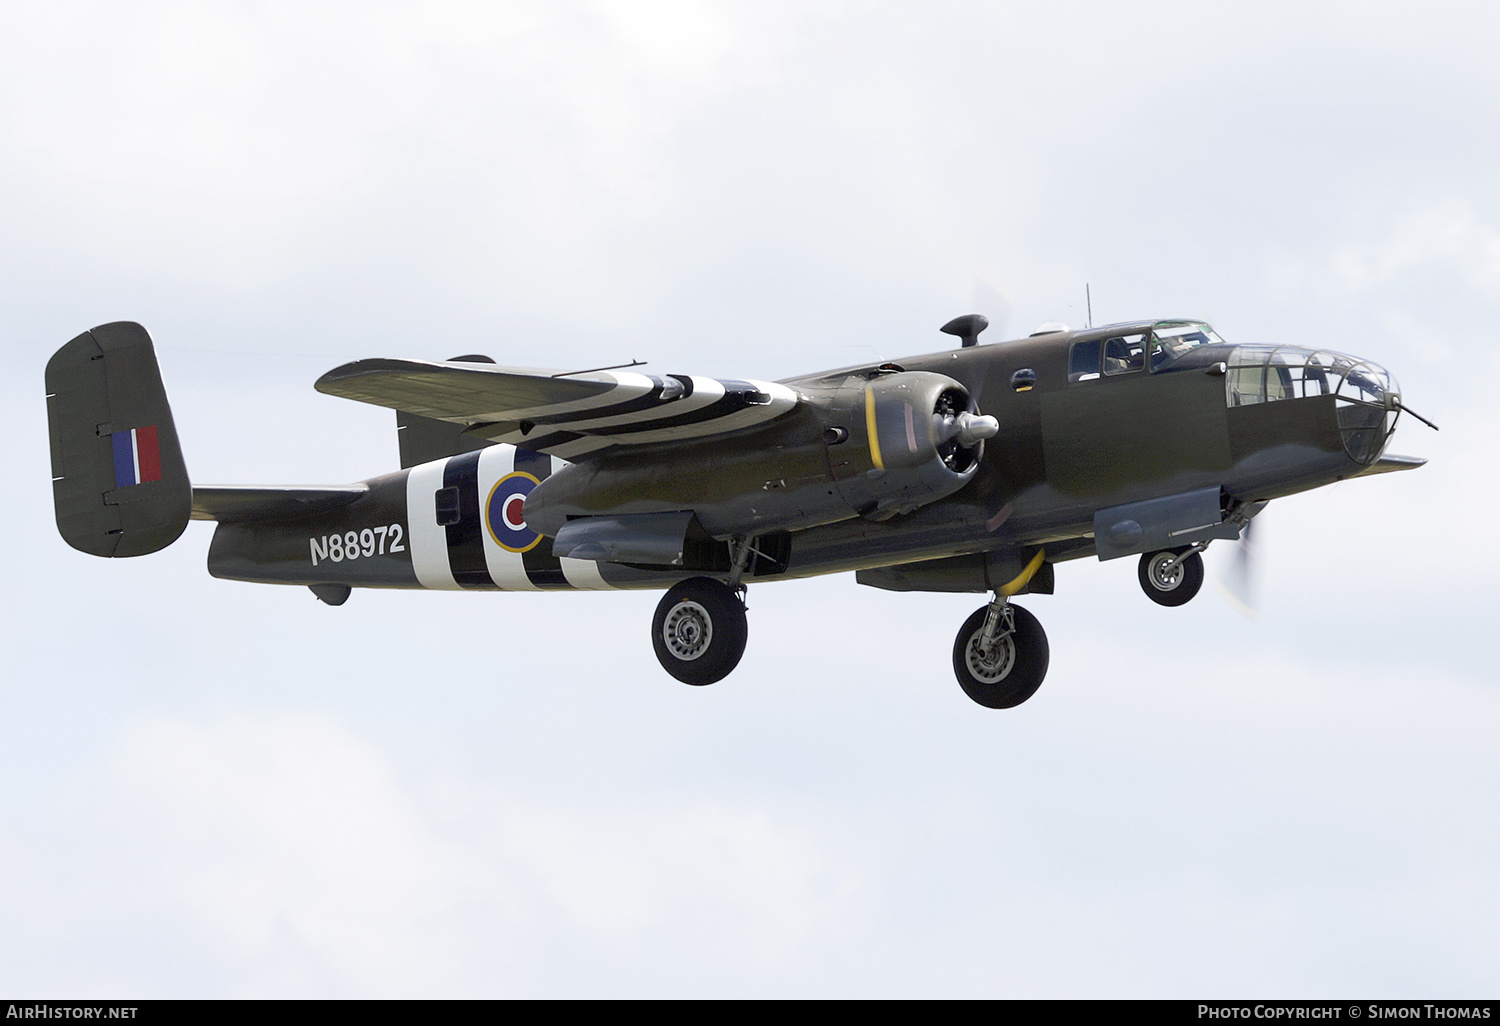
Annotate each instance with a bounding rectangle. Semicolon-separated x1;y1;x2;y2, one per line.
1219;517;1258;619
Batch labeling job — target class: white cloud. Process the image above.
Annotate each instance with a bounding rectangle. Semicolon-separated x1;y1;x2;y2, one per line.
0;706;859;995
495;803;849;952
0;1;817;307
1326;204;1500;297
102;714;466;993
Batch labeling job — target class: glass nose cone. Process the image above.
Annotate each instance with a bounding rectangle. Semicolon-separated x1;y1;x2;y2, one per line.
1225;345;1399;464
1333;356;1398;464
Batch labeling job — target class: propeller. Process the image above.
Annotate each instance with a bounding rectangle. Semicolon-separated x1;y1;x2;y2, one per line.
961;277;1029;531
1218;516;1258;618
959;275;1011;372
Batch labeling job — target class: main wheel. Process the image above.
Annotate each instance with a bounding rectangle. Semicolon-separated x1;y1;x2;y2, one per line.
952;604;1049;709
1138;548;1204;607
651;578;748;685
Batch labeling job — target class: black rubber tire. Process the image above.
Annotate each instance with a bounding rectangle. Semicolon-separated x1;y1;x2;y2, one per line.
651;578;748;685
1138;549;1204;607
952;604;1049;709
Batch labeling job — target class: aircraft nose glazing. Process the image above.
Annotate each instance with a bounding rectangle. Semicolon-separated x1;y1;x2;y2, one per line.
1226;345;1402;464
1332;354;1400;463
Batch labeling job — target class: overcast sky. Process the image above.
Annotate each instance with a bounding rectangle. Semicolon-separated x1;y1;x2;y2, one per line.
2;0;1497;998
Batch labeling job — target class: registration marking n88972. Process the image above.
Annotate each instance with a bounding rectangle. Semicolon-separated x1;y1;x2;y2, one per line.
309;524;405;566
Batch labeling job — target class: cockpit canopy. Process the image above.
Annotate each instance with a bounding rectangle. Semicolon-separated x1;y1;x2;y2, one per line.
1068;320;1227;381
1151;321;1227;370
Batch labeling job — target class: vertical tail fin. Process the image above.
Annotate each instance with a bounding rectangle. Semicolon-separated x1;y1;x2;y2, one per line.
45;322;191;557
395;354;497;469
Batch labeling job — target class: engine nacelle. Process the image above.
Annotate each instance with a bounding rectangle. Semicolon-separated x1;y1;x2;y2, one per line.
826;370;996;521
523;370;995;554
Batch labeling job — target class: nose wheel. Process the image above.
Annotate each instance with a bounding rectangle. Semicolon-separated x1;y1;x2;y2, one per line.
952;599;1049;708
652;577;748;685
1138;547;1205;606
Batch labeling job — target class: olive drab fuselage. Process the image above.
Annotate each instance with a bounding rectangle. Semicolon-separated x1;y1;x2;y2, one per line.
201;320;1412;594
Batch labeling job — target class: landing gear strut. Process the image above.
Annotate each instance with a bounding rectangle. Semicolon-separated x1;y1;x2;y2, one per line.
952;595;1049;709
1138;545;1205;607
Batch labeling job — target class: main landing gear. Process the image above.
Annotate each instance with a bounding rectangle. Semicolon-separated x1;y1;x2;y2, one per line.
651;577;748;685
952;595;1049;708
1137;544;1205;607
650;536;758;686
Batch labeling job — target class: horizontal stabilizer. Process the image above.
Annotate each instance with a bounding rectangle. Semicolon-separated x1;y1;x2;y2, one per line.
45;322;191;557
191;485;369;523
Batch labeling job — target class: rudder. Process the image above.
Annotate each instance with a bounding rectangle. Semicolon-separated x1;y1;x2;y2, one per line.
45;322;191;557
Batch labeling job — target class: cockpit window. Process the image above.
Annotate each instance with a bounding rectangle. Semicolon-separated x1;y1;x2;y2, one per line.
1068;339;1101;381
1069;324;1215;382
1102;333;1146;375
1150;321;1226;371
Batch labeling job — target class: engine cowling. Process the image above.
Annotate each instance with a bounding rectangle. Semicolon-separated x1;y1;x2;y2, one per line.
825;370;996;521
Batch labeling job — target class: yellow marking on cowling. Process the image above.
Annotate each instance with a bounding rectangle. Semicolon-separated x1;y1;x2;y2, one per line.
865;387;884;470
998;548;1046;596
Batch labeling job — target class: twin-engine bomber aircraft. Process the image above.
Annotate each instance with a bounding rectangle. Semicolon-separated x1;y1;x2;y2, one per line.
45;316;1433;708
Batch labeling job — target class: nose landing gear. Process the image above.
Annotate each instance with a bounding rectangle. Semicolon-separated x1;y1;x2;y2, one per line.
952;595;1049;708
1138;545;1205;606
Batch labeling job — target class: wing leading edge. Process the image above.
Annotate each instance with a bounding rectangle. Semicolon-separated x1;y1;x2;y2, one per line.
315;358;798;460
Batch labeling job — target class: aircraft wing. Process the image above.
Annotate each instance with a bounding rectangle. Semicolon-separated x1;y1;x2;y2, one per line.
315;358;799;461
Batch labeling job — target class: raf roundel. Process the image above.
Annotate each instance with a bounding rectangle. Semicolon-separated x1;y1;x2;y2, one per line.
486;471;543;553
